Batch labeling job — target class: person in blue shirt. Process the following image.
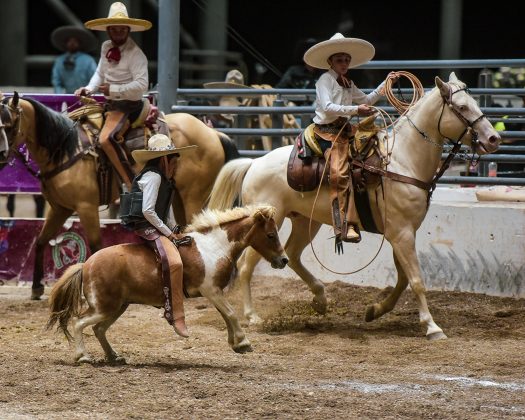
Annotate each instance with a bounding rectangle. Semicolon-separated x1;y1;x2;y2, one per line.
50;26;98;94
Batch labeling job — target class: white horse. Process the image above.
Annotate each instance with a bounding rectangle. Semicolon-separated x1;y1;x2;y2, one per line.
207;73;501;340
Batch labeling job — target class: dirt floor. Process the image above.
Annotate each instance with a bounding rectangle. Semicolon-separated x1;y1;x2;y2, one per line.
1;275;524;420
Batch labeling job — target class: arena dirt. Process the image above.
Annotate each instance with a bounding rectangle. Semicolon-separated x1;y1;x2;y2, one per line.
1;275;524;419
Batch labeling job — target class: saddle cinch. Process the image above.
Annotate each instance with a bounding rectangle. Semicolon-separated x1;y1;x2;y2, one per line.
287;115;387;193
68;98;170;205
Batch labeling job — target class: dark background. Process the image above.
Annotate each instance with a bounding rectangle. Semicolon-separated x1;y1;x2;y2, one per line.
23;0;525;89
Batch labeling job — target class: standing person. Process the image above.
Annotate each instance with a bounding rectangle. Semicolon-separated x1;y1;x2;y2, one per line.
124;134;197;338
50;26;97;94
303;33;398;245
75;2;152;192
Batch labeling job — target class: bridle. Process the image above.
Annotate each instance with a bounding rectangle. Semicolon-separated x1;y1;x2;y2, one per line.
0;98;23;165
437;83;487;149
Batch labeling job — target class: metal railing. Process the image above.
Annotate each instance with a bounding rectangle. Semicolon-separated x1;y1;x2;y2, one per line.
171;59;525;186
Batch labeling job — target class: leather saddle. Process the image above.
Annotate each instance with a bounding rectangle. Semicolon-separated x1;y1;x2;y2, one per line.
286;118;386;193
69;98;171;205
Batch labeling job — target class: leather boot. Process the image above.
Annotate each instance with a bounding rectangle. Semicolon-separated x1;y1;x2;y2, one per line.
173;317;189;338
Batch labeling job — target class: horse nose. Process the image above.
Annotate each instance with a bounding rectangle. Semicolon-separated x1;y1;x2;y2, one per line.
281;256;289;266
489;133;501;146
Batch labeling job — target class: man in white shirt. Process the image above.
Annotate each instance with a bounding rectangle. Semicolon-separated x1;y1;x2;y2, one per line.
304;33;398;246
75;2;151;191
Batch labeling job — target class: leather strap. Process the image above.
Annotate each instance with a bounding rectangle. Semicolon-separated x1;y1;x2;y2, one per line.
154;237;174;325
351;160;432;192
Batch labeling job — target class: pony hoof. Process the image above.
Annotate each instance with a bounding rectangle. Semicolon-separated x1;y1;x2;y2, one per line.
76;355;94;364
427;331;448;341
311;297;327;315
108;356;127;365
365;305;376;322
233;343;253;354
30;285;45;300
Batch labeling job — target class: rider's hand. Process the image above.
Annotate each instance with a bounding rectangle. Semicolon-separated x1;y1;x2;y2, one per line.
387;71;400;84
357;104;375;116
98;83;110;96
75;87;91;97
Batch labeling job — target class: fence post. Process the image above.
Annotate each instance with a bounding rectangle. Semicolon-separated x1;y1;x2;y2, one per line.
272;98;285;149
477;69;493;176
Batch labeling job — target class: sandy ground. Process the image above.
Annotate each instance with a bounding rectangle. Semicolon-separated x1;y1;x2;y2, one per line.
1;275;524;420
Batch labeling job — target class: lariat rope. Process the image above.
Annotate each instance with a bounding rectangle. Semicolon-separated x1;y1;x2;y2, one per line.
307;72;422;275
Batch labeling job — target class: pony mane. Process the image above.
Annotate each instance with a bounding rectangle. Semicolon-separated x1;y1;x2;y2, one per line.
184;204;276;233
24;97;78;165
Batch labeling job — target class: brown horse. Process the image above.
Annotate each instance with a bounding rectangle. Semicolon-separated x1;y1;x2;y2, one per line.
47;205;288;363
0;92;239;300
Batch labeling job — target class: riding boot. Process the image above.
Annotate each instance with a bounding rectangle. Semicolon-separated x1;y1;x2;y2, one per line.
170;268;189;338
99;111;134;191
341;181;361;243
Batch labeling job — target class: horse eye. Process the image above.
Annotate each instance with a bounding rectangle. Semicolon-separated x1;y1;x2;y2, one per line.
267;233;275;239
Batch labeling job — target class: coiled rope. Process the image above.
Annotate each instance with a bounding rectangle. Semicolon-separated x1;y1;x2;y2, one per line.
384;70;424;115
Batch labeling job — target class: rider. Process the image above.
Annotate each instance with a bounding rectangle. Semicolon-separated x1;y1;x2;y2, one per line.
303;33;398;245
75;2;151;192
126;134;197;338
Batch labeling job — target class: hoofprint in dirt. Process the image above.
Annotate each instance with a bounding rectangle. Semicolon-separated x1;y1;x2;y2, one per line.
0;276;524;419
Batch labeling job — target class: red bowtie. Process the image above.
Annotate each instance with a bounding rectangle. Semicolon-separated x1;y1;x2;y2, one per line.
106;47;121;63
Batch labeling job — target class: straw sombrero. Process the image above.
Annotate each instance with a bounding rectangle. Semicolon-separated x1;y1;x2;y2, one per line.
203;69;252;89
51;26;98;52
85;2;152;32
132;134;197;164
303;33;375;70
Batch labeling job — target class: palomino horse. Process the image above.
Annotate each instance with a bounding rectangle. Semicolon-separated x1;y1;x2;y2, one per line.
207;73;501;339
47;205;288;363
0;92;239;300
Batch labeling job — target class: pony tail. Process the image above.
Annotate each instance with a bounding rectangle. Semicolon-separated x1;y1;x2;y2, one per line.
46;263;84;342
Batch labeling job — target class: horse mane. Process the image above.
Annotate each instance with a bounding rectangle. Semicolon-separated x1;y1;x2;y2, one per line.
24;97;78;165
184;204;275;233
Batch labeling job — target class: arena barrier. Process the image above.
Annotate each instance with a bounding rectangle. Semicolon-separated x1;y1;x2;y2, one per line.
0;218;139;286
252;187;525;299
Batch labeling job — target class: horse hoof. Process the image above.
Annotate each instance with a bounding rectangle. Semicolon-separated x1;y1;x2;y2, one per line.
233;343;253;354
76;355;94;364
365;305;376;322
311;297;327;315
30;285;45;300
427;331;448;341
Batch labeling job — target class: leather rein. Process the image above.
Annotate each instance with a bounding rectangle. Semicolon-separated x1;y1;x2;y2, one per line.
357;84;486;203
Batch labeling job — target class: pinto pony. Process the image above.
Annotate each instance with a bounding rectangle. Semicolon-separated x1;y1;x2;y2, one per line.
0;93;239;300
47;205;288;363
207;73;501;339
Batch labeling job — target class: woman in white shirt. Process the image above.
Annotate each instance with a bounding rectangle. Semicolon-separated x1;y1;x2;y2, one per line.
303;33;398;246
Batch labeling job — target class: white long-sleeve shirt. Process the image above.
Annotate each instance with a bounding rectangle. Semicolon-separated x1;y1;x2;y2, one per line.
87;37;148;101
137;171;175;237
313;69;385;124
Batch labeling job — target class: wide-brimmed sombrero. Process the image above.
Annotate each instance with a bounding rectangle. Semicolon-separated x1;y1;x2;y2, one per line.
132;134;197;164
51;26;98;52
85;2;152;32
303;33;375;70
203;69;252;89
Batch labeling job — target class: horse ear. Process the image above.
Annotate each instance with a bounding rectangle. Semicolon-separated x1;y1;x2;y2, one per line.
435;76;450;98
12;91;19;107
448;72;459;83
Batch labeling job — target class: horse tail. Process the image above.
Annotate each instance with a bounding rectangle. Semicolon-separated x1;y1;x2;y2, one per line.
217;131;240;162
46;263;84;342
208;158;254;210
